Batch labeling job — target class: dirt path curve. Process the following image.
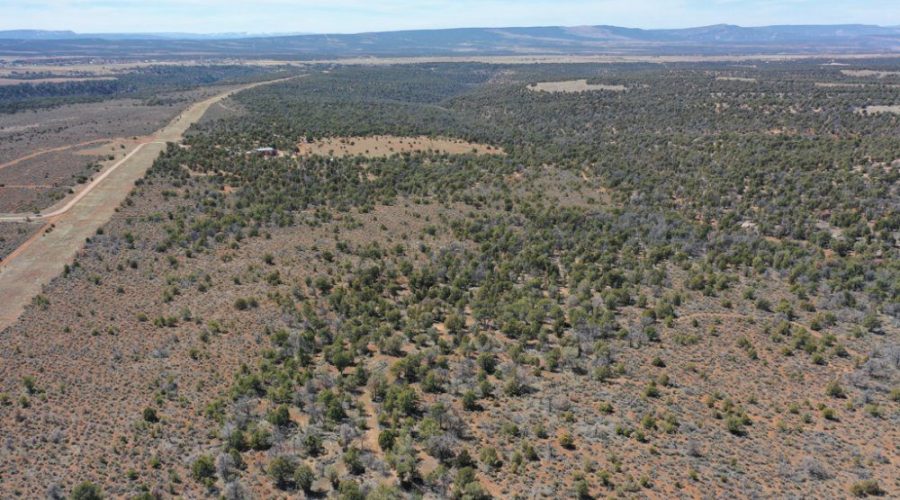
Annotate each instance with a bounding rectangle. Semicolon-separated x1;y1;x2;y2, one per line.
0;141;164;222
360;389;386;456
0;77;297;332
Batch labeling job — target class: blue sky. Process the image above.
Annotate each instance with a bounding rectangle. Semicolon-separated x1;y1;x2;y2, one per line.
2;0;897;34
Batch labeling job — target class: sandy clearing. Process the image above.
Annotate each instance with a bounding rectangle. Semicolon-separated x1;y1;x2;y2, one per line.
527;79;626;93
814;82;866;88
716;76;758;83
857;105;900;114
72;139;142;157
0;76;299;332
0;123;41;134
295;135;503;158
841;69;900;78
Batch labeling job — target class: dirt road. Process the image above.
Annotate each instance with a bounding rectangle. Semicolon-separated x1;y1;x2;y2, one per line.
0;141;164;222
0;77;294;331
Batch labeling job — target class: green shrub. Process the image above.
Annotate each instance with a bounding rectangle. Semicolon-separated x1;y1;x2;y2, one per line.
462;390;478;411
70;482;103;500
559;431;575;449
825;380;846;398
850;479;883;497
294;463;315;493
574;478;591;499
479;446;501;469
266;404;291;427
268;455;297;489
142;407;159;423
343;447;365;474
338;479;364;500
191;455;216;485
725;416;746;436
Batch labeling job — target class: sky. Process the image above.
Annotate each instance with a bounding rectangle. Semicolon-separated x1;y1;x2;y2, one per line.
1;0;898;34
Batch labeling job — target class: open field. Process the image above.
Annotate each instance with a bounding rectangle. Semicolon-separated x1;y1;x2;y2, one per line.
815;82;868;88
295;135;504;158
295;53;900;66
841;69;900;78
2;53;900;75
858;105;900;114
716;76;758;82
527;79;626;93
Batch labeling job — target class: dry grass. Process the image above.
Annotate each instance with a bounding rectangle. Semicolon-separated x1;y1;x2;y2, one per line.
0;221;39;260
294;135;503;158
299;53;900;66
0;60;306;79
528;79;627;93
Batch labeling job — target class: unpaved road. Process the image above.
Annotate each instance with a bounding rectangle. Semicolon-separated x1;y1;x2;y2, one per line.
0;77;295;331
0;141;164;222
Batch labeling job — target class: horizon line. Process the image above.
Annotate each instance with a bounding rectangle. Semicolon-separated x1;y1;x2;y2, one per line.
3;22;899;38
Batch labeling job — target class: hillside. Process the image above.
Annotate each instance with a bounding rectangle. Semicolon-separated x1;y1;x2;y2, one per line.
0;60;897;499
1;24;899;58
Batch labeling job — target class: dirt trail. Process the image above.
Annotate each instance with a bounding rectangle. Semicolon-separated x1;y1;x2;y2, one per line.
0;139;111;171
360;390;383;454
359;388;400;484
0;77;297;332
0;141;164;221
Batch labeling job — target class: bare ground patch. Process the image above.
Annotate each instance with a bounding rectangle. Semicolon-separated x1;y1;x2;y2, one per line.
716;76;758;83
857;105;900;115
527;79;627;93
295;135;504;158
841;69;900;78
815;82;866;88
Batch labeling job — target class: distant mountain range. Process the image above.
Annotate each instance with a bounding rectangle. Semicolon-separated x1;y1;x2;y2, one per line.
0;30;313;40
1;24;899;59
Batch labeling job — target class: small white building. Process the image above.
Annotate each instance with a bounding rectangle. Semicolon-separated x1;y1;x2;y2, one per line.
249;147;278;157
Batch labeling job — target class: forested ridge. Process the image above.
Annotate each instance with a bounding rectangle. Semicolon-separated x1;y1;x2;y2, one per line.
0;65;299;113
